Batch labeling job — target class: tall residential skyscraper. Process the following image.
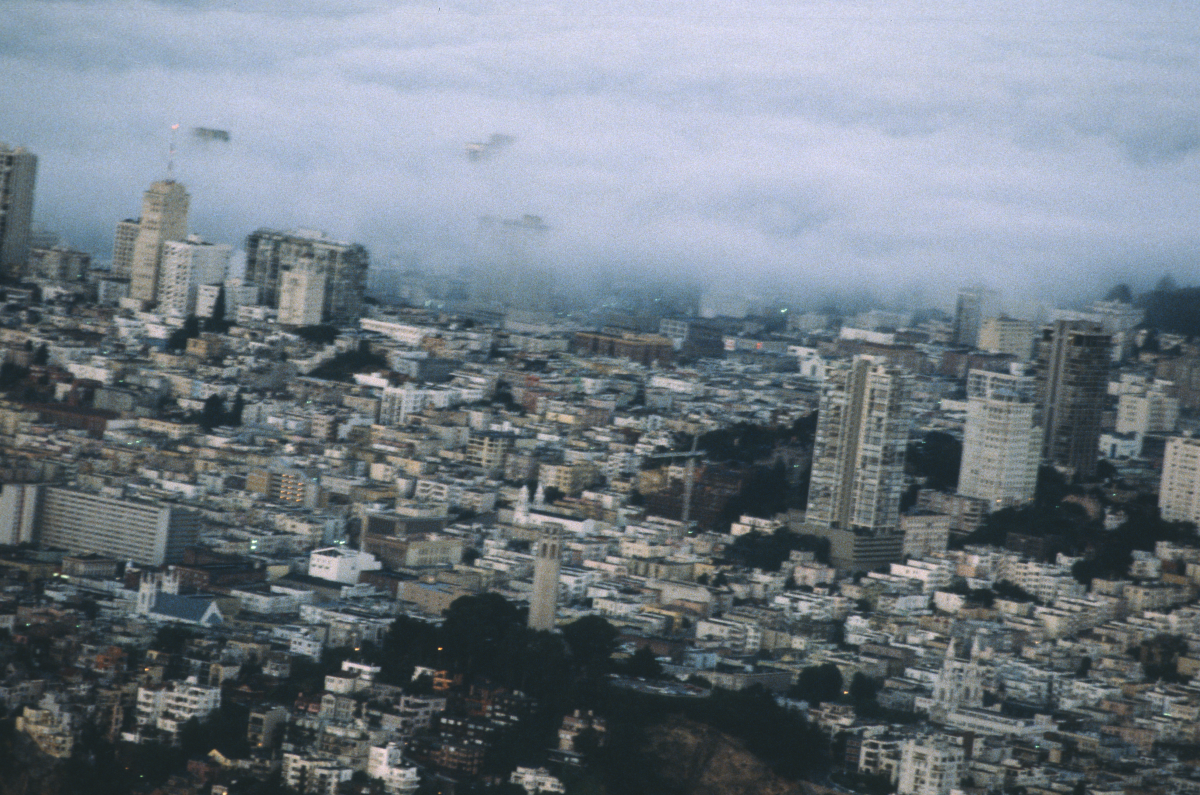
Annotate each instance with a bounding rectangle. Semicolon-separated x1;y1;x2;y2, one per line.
0;144;38;280
528;524;562;631
805;356;911;570
111;218;140;279
1161;437;1200;526
1035;320;1110;480
157;236;232;318
952;287;1000;349
129;180;190;304
958;369;1041;510
244;229;369;325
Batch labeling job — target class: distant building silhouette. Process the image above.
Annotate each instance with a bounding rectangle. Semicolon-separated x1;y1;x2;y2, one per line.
0;144;37;280
952;287;999;349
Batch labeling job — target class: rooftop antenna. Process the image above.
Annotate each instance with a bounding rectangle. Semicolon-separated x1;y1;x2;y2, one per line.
167;123;180;179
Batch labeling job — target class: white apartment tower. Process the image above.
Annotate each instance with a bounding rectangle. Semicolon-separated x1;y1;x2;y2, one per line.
129;180;190;304
0;144;37;280
1115;385;1179;438
1160;436;1200;525
897;736;964;795
805;356;911;571
958;369;1041;510
157;236;232;318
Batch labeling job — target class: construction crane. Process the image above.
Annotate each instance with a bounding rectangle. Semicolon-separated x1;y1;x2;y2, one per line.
643;435;704;524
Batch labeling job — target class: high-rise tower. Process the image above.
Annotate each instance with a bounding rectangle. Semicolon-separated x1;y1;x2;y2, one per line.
1035;320;1110;480
129;180;190;304
528;524;562;631
958;369;1041;510
0;144;37;280
244;229;369;325
805;356;911;570
1159;437;1200;526
111;219;140;279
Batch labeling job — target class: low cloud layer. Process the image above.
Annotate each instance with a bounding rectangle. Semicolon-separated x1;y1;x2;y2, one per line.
2;0;1198;310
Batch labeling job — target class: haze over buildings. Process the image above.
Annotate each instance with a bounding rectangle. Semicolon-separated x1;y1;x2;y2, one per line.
2;0;1198;306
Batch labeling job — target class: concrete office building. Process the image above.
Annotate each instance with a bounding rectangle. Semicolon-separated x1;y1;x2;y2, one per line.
0;483;39;546
111;219;140;278
157;236;232;318
528;524;563;631
897;736;964;795
37;486;200;566
805;356;911;570
977;316;1035;360
0;144;37;280
1160;437;1200;526
244;229;369;324
1115;386;1179;438
128;180;190;304
277;265;326;326
1035;320;1110;480
958;369;1041;510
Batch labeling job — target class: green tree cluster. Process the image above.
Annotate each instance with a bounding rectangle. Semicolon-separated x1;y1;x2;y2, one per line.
906;431;962;491
307;343;387;381
788;663;843;705
724;528;830;571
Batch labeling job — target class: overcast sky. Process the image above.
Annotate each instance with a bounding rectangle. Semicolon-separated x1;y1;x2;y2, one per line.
2;0;1198;310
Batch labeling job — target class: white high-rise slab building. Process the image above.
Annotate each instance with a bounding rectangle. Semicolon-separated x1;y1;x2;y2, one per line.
807;356;911;534
157;236;232;318
1160;436;1200;526
958;369;1041;510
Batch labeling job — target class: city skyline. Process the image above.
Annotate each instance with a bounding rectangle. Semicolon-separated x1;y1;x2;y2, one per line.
1;0;1197;310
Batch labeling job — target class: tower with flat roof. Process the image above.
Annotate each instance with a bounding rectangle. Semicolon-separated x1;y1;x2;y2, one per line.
0;144;37;280
528;524;562;631
129;180;190;303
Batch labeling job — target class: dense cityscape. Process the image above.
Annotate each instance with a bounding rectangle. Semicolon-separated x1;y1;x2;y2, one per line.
3;117;1200;795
